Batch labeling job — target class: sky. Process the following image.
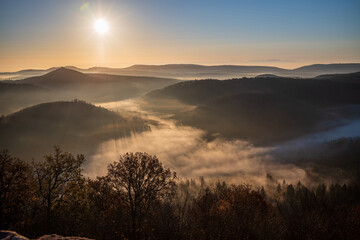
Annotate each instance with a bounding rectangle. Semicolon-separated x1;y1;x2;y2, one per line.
0;0;360;71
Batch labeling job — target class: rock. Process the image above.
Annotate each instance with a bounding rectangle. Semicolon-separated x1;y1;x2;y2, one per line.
0;231;29;240
36;235;94;240
0;231;94;240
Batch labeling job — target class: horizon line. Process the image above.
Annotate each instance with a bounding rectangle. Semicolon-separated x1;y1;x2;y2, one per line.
2;62;360;73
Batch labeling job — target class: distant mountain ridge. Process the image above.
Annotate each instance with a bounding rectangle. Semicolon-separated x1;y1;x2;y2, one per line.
16;67;179;102
2;63;360;80
0;68;179;114
314;71;360;84
18;67;178;89
294;63;360;72
18;67;97;88
146;75;360;107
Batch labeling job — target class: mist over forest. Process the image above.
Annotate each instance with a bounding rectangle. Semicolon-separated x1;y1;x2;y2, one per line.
1;64;360;239
1;65;360;184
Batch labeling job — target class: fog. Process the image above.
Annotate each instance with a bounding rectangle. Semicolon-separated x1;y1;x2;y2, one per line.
270;117;360;159
84;99;354;187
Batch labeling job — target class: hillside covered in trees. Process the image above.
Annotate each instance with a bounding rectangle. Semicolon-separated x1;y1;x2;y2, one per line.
0;100;153;160
144;74;360;144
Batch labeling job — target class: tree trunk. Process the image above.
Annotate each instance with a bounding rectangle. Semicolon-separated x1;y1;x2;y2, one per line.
0;204;3;230
47;196;52;233
131;210;137;240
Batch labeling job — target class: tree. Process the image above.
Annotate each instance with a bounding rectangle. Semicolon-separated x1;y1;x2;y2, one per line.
32;146;85;233
0;150;33;230
107;152;176;239
85;177;128;240
187;183;286;240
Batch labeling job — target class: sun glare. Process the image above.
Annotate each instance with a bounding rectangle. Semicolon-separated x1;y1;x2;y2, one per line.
94;19;109;35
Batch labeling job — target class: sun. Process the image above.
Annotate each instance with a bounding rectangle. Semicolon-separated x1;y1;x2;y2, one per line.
94;19;109;35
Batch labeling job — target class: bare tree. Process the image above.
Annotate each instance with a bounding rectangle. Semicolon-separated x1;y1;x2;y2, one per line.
32;146;85;232
107;152;176;239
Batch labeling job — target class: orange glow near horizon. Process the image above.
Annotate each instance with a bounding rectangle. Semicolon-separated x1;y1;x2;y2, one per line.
2;59;360;72
0;1;359;72
1;48;359;72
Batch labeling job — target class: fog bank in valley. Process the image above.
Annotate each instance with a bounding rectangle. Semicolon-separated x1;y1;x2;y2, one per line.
86;99;352;187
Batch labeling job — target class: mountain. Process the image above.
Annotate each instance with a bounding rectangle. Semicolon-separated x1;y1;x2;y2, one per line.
294;64;360;75
144;76;360;144
255;74;286;78
314;71;360;84
146;77;360;107
0;68;179;114
3;63;360;80
0;101;152;160
16;68;179;102
176;92;322;144
79;63;360;78
0;67;58;80
19;67;96;88
116;64;287;78
0;82;55;115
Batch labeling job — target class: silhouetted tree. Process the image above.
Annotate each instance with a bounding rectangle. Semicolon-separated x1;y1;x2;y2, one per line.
0;150;33;230
106;152;176;239
188;182;285;240
32;146;85;233
276;181;360;240
77;177;128;240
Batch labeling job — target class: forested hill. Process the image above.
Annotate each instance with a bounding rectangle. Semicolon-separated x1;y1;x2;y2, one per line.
146;76;360;107
144;75;360;144
314;71;360;84
0;100;152;160
3;100;123;128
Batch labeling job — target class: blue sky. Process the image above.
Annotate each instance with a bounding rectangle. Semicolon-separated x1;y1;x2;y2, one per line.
1;0;359;70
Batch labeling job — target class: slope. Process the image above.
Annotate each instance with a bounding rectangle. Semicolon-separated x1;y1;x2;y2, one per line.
0;101;152;160
0;82;54;115
144;75;360;144
17;68;179;102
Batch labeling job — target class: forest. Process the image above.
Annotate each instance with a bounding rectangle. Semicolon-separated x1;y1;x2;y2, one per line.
1;147;359;240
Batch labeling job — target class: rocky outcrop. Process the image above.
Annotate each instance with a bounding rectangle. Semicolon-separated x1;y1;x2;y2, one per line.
0;231;29;240
0;231;94;240
36;234;94;240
